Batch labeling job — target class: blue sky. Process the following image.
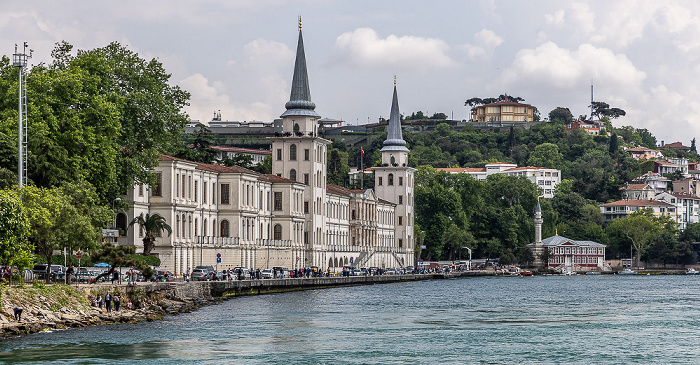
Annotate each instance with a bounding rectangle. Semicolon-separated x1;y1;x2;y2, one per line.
3;0;700;145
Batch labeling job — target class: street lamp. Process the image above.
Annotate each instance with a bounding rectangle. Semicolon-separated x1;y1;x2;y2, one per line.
112;197;122;229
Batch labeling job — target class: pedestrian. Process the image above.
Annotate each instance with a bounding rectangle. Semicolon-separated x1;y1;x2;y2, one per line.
97;295;103;311
112;270;119;284
13;306;22;321
113;293;121;311
105;292;112;312
66;265;74;284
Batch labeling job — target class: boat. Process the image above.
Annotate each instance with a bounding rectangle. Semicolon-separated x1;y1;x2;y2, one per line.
562;270;576;276
618;268;637;275
519;270;533;277
585;272;601;275
686;268;699;275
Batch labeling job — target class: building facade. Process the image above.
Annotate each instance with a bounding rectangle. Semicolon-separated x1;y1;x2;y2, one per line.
117;24;414;275
437;162;561;198
470;100;536;126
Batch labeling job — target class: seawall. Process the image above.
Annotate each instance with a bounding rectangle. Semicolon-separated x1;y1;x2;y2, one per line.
0;272;492;337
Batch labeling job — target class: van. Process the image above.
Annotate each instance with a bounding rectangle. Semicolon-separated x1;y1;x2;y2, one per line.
272;266;290;278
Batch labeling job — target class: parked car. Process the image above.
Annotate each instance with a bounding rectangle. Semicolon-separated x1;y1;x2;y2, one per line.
191;268;209;281
32;264;66;281
154;270;175;282
384;268;397;275
352;269;363;276
261;269;274;279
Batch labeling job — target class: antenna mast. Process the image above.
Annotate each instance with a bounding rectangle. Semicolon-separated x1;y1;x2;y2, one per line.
13;42;31;187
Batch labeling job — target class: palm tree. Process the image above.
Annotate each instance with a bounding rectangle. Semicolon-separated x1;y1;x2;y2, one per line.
128;213;172;256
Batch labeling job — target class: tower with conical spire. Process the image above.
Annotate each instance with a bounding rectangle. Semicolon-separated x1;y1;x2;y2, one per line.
534;200;543;245
271;18;330;269
374;78;416;267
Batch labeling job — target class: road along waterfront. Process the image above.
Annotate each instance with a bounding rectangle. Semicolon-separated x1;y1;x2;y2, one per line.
2;274;700;363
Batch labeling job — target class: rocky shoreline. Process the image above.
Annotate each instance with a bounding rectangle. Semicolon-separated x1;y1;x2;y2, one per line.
0;282;221;338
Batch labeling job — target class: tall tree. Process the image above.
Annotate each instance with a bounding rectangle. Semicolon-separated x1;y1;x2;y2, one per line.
129;213;172;256
0;189;32;270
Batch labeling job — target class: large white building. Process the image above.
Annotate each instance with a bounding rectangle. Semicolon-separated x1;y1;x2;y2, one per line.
116;24;414;275
437;162;561;198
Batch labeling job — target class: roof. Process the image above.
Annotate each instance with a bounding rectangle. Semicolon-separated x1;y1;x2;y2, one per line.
263;174;300;184
381;84;410;153
535;235;605;247
622;183;652;190
281;27;320;118
471;100;534;110
504;166;553;171
327;184;351;197
211;146;271;155
599;199;674;207
662;191;700;200
626;147;660;153
436;167;486;173
661;142;690;149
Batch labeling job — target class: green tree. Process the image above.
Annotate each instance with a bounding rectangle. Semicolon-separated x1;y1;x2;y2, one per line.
517;246;535;267
548;107;573;123
527;143;564;170
128;213;172;256
606;210;668;267
0;189;32;270
91;243;155;281
538;248;552;269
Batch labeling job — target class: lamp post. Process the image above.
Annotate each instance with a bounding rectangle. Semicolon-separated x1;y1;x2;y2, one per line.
112;197;122;229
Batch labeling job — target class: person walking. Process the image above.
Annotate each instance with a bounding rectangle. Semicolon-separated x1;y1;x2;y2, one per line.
66;265;74;284
113;293;121;311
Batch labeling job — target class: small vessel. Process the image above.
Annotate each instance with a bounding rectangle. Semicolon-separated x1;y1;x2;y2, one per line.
618;268;637;275
562;270;576;276
686;268;699;275
585;272;601;275
519;270;533;277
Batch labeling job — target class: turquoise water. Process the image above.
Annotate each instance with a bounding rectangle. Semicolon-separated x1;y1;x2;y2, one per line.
1;275;700;364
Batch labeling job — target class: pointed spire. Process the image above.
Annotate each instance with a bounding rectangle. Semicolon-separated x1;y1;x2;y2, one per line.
381;77;409;152
282;17;319;118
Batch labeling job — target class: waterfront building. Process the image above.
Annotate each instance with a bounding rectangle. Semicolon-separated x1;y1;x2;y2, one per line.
117;22;413;275
529;201;606;271
436;162;561;198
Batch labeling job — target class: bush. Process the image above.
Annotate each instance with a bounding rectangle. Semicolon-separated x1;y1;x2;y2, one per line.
127;255;161;267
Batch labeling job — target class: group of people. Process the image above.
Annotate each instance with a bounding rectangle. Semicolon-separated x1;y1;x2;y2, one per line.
89;292;123;312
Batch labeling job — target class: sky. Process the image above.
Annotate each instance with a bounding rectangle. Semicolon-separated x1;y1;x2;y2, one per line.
2;0;700;145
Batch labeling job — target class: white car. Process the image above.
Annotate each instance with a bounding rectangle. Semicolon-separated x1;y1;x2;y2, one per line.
261;269;274;279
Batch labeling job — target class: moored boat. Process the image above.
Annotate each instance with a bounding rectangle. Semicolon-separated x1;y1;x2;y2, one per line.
686;268;699;275
618;268;637;275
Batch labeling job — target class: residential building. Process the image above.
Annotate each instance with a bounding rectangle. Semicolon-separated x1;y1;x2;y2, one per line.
654;191;700;230
620;183;656;200
659;141;691;152
632;172;670;193
625;147;663;160
436;162;561;198
673;178;699;195
117;23;414;275
470;100;536;127
654;158;689;176
565;120;603;136
599;199;677;222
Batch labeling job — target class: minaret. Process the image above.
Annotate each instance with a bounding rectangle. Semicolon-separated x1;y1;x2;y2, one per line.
374;77;415;268
271;18;330;270
534;200;543;245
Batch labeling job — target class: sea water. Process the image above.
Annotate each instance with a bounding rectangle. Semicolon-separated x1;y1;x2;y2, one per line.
1;275;699;364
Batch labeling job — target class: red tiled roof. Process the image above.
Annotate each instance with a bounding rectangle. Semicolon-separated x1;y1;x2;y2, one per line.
504;166;551;171
661;142;689;149
264;174;299;184
472;100;534;109
623;184;651;190
327;184;351;196
666;192;700;200
600;199;674;207
436;167;486;173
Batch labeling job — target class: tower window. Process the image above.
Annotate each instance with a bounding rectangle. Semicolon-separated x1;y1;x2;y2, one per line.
274;224;282;240
290;144;297;161
378;177;383;186
276;149;282;160
290;169;297;181
399;177;403;186
274;192;282;211
388;173;394;186
220;220;230;237
293;123;300;134
305;149;310;160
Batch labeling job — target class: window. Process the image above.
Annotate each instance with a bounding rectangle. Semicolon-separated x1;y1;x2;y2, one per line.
274;192;282;211
398;216;403;225
212;182;216;203
304;201;309;214
182;175;186;197
152;173;162;196
304;173;309;185
305;149;310;161
290;144;297;161
220;220;230;237
194;180;198;202
391;156;396;165
274;224;282;240
399;177;403;186
203;182;207;204
276;149;282;160
176;174;180;197
399;238;403;248
138;184;143;197
399;195;403;205
378;177;383;186
221;184;230;205
293;123;300;134
290;169;297;181
388;173;394;186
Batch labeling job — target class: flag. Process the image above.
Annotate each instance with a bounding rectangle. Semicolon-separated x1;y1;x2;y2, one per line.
361;147;365;158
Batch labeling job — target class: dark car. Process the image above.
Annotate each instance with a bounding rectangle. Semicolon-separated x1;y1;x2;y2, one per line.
32;264;66;281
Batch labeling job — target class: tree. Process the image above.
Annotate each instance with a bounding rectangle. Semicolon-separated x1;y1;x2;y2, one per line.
442;223;474;261
591;101;626;119
91;243;155;281
527;143;564;170
606;210;666;267
548;107;573;123
128;213;172;256
538;248;552;269
517;246;535;267
251;155;272;175
0;189;32;271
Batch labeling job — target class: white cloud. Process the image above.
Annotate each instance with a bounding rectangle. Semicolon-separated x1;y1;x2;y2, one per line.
332;28;455;71
497;41;646;90
459;29;503;60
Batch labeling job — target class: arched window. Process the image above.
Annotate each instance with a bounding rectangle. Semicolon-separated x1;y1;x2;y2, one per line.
273;224;282;240
293;123;300;134
388;173;394;186
176;216;180;237
290;144;297;161
290;169;297;181
329;258;334;268
203;219;208;236
391;156;396;165
220;220;230;237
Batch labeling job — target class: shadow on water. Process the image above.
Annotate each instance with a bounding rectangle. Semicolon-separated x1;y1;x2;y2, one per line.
0;341;170;363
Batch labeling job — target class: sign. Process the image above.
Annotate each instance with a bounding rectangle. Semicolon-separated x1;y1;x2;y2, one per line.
76;252;82;260
350;257;354;264
102;229;119;238
216;257;221;263
216;253;221;258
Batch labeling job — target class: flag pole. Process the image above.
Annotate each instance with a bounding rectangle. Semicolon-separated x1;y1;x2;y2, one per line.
360;147;364;190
